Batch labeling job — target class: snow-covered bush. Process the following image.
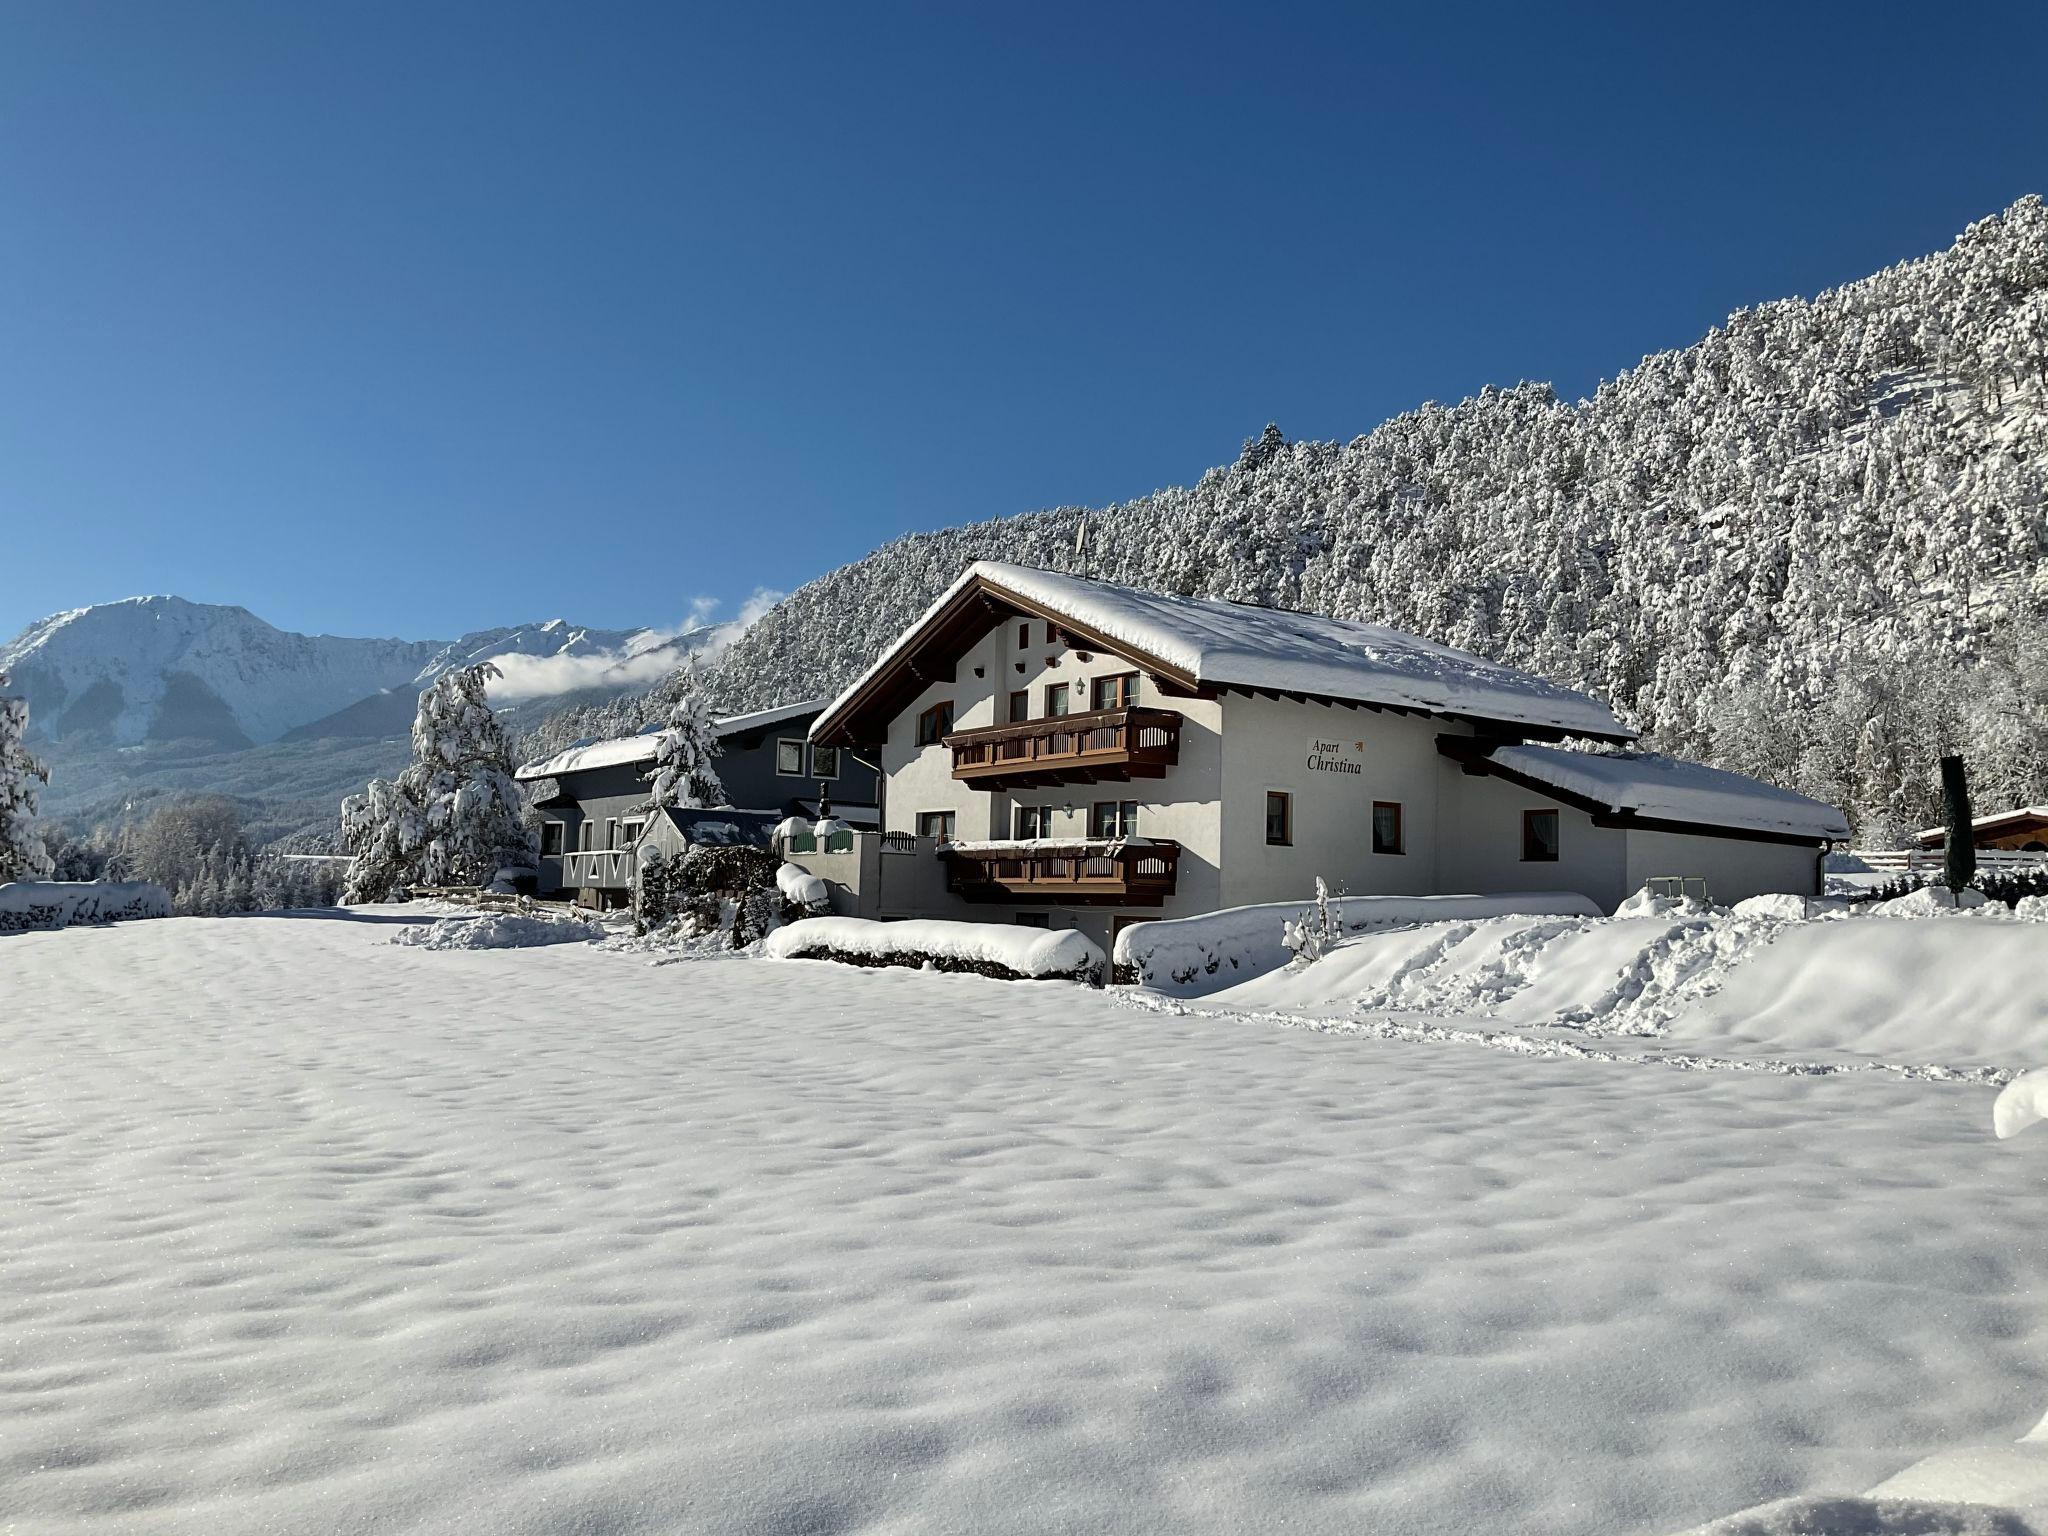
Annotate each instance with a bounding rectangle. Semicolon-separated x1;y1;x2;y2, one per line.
0;880;170;934
630;841;801;949
0;673;53;883
342;664;537;903
1281;877;1340;964
763;916;1105;983
776;861;831;913
633;845;679;933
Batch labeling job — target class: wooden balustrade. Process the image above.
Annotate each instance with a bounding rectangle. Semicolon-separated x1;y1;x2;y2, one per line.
945;707;1181;789
943;839;1180;906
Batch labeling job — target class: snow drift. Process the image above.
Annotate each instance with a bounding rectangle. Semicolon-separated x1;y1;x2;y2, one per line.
1113;891;1604;993
0;880;171;934
391;912;608;951
764;916;1104;982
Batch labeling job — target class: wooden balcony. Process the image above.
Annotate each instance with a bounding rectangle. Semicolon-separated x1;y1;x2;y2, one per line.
946;707;1182;790
943;838;1181;907
563;847;636;889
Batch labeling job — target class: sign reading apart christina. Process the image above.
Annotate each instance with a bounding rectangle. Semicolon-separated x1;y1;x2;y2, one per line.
1305;735;1368;778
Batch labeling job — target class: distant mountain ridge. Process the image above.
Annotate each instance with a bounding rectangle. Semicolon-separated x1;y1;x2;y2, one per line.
0;598;713;749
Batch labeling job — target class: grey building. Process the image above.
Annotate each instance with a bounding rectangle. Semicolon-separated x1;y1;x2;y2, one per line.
514;699;879;906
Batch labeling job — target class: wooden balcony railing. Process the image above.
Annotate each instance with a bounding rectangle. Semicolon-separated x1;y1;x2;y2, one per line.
563;847;636;888
946;707;1181;789
943;838;1181;907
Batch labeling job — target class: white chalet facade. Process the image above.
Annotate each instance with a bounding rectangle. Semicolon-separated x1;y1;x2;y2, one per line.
800;562;1849;948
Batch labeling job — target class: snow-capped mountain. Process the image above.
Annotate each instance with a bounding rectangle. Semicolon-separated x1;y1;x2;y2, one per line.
0;597;716;749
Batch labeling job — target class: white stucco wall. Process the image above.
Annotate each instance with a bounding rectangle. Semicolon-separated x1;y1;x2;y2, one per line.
1435;761;1632;912
1623;828;1822;906
1215;696;1451;908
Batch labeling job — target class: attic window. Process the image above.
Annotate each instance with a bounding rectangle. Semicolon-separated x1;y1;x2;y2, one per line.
916;701;955;746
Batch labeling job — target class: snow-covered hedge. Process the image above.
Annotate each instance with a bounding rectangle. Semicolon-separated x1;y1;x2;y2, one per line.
763;916;1104;984
0;880;172;934
1113;891;1604;992
391;912;608;951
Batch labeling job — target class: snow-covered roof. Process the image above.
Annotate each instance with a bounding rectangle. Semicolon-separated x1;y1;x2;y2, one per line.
1912;805;2048;846
1487;744;1852;841
812;562;1632;744
513;699;828;781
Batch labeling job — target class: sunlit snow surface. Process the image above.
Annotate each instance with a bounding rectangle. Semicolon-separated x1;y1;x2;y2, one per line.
5;911;2047;1535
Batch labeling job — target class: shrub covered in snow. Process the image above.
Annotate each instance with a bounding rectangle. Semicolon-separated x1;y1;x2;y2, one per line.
0;880;171;934
1115;891;1604;992
776;861;831;913
763;916;1105;983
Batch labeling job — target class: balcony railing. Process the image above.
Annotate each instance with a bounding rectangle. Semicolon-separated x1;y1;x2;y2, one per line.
563;847;636;888
946;707;1182;789
943;838;1181;906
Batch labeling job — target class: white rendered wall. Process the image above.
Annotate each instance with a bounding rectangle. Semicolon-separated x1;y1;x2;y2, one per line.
1435;761;1631;912
1214;695;1450;908
1623;828;1822;906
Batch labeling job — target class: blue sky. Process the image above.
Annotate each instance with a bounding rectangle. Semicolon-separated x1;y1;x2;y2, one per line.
3;1;2044;646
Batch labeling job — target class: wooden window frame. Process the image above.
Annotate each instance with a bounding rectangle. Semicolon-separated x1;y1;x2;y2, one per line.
1008;689;1030;723
1017;622;1030;648
775;737;805;776
1265;790;1292;847
1089;799;1138;839
916;701;955;747
1090;672;1139;711
1372;801;1404;855
1043;681;1070;717
1014;804;1051;839
915;810;957;842
1522;808;1560;863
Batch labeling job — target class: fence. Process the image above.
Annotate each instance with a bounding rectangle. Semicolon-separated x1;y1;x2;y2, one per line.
1849;848;2048;875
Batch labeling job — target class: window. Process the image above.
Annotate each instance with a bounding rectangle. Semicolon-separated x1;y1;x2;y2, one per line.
578;822;593;853
1045;623;1061;646
1015;804;1051;839
1043;682;1069;717
1090;673;1138;711
1372;801;1404;855
1265;791;1292;846
621;818;645;848
916;701;955;746
606;818;621;850
1008;689;1030;723
1523;808;1560;862
915;811;956;842
810;744;840;780
540;822;564;856
1090;800;1138;839
776;738;805;776
1013;912;1051;929
1017;622;1030;648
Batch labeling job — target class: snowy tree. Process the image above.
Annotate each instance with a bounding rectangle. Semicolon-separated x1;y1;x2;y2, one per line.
0;672;54;883
646;663;725;812
342;664;536;902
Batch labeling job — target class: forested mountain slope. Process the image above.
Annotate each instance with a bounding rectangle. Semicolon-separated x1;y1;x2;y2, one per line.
705;198;2048;841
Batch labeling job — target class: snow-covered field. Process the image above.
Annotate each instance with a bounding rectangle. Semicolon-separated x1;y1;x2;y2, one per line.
5;911;2048;1534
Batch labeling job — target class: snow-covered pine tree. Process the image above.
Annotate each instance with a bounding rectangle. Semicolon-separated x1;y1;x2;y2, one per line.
646;663;725;812
342;663;536;902
0;671;53;883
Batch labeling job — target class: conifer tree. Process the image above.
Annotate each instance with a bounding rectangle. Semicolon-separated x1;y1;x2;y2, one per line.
342;664;535;902
0;672;53;883
646;663;725;812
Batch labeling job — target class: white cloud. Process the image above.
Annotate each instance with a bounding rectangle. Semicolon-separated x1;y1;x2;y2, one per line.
483;589;786;703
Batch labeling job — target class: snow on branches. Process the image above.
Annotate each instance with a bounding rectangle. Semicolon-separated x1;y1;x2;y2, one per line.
646;664;725;813
0;671;53;883
342;663;536;902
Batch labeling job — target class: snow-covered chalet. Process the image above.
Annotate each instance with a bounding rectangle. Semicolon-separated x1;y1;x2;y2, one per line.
793;562;1850;948
514;700;879;907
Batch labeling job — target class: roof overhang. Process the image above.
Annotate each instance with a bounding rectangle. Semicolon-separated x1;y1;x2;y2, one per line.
810;567;1634;748
809;570;1202;747
1437;737;1837;848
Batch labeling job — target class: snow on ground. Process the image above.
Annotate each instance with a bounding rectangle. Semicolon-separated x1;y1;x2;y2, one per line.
1205;906;2048;1072
4;912;2048;1535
